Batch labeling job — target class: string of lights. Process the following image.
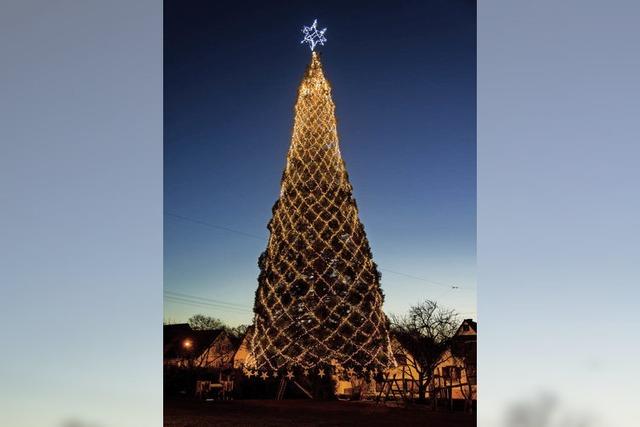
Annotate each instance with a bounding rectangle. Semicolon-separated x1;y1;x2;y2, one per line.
165;20;475;380
246;50;395;379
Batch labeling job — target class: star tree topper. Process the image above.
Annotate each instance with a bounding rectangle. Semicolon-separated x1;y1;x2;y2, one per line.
301;19;327;51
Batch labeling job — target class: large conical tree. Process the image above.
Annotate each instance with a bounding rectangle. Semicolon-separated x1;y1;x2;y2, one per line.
250;52;394;377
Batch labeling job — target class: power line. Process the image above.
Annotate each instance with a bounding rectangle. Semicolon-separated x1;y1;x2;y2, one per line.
164;296;251;314
165;291;477;320
164;211;475;292
164;297;252;315
163;294;253;314
164;290;249;309
165;212;266;241
379;268;454;289
163;293;250;310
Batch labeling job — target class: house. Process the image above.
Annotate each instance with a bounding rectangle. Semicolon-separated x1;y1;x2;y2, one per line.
432;319;477;404
380;336;422;397
226;319;476;404
231;325;253;369
163;323;196;367
332;337;421;399
163;323;237;369
369;318;477;403
164;323;242;399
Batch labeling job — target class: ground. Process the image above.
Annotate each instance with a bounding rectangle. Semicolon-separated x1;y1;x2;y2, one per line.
164;399;476;427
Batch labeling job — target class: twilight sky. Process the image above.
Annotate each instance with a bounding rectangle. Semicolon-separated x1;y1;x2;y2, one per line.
164;0;476;326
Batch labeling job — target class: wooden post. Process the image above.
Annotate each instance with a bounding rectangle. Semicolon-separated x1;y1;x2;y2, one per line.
292;380;314;399
276;377;287;400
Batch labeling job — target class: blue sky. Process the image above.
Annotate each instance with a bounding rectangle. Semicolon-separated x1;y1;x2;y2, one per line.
164;0;476;326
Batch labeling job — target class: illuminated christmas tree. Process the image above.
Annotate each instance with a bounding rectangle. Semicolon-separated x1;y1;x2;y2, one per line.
249;21;394;379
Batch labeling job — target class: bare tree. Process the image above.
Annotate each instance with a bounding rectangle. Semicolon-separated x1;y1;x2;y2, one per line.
188;314;224;330
187;314;249;339
390;300;459;405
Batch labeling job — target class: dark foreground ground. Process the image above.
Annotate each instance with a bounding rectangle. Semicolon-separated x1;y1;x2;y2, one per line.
164;399;477;427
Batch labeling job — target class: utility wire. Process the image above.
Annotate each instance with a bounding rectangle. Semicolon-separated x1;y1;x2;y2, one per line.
164;211;475;292
164;297;249;314
164;290;249;309
165;212;266;241
164;295;253;314
163;293;250;311
379;268;454;289
165;293;476;319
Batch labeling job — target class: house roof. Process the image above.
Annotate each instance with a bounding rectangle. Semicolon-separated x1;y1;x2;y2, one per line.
231;325;254;361
237;325;254;344
227;333;242;349
164;323;191;339
163;324;225;359
456;318;477;335
451;319;477;359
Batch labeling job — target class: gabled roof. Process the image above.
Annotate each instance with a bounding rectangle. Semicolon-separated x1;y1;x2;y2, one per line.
163;324;225;359
227;333;242;349
237;325;254;346
164;323;191;339
456;318;477;335
231;325;254;361
451;319;477;360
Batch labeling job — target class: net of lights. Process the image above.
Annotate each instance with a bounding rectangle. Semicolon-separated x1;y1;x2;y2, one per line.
246;22;396;380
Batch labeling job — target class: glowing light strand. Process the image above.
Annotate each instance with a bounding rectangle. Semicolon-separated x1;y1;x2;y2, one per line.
248;52;395;379
301;19;327;51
